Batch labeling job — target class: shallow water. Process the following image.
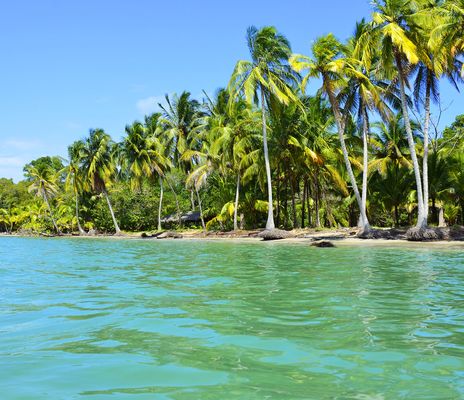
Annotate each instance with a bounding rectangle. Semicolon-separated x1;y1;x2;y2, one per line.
1;237;463;399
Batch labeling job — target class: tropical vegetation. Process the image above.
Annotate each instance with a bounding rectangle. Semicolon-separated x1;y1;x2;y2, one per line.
2;0;464;237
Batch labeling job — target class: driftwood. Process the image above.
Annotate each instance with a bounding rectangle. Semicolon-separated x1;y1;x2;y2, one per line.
406;227;444;241
258;229;294;241
156;231;183;239
358;228;407;240
141;231;183;239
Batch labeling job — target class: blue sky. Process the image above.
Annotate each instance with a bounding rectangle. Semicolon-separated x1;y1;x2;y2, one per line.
0;0;462;181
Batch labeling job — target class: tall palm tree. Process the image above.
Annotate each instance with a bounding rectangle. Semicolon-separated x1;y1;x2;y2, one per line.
343;20;394;228
80;128;121;234
24;163;61;234
203;89;260;230
367;0;430;229
290;33;371;232
64;140;85;234
431;0;464;60
228;26;299;230
119;120;172;230
411;0;462;225
158;92;202;214
158;92;201;170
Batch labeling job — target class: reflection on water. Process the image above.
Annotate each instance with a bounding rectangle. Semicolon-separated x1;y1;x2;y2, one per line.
0;237;463;399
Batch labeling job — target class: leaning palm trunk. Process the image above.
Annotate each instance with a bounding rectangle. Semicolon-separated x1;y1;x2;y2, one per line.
103;189;121;234
361;106;370;226
165;177;182;226
394;53;426;228
75;195;85;235
260;87;275;230
422;75;431;225
325;81;370;231
195;186;206;232
233;172;240;231
315;172;321;228
43;191;60;234
158;176;164;231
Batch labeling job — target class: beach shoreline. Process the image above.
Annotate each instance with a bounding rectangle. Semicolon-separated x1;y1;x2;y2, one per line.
2;227;464;247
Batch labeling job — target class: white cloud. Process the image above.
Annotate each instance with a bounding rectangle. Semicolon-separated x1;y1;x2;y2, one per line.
3;139;43;151
0;156;24;167
64;121;82;131
136;95;167;115
130;84;146;93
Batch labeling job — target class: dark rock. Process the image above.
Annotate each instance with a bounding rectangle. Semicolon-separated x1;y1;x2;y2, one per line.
258;229;294;241
311;240;336;248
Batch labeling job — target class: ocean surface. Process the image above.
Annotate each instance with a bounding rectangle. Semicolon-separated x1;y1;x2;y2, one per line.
1;237;463;399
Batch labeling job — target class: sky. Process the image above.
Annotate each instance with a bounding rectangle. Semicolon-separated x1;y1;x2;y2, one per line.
0;0;462;181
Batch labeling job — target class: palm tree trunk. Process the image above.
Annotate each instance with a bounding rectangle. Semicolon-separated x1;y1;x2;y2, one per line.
291;177;297;229
361;106;370;228
158;176;164;231
394;52;425;228
422;74;431;226
276;164;281;227
75;195;85;235
165;177;182;226
261;86;275;230
307;180;312;227
43;191;60;234
233;172;240;231
195;186;206;232
190;189;195;211
301;178;307;228
103;189;121;234
325;79;370;231
315;177;321;228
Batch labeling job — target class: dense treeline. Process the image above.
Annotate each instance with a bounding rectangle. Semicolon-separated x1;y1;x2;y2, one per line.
2;0;464;236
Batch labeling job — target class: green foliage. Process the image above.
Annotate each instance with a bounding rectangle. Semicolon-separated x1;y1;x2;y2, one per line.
3;5;464;233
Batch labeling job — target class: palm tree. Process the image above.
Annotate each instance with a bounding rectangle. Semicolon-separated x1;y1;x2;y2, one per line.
290;33;371;232
80;128;121;234
158;92;202;215
64;140;85;234
289;95;347;228
203;89;260;230
24;163;61;234
431;0;464;59
367;0;430;229
158;92;201;170
342;20;394;228
411;0;462;226
119;119;172;230
228;26;299;230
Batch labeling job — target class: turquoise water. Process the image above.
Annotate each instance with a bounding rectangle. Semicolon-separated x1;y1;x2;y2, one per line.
1;237;464;399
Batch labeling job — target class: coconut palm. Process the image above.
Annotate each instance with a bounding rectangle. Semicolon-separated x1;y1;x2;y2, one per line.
342;20;395;228
80;128;121;234
119;119;172;230
24;163;61;234
203;89;260;230
290;33;371;232
228;26;299;230
410;0;463;225
365;0;431;229
64;140;85;234
431;0;464;61
158;92;201;170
